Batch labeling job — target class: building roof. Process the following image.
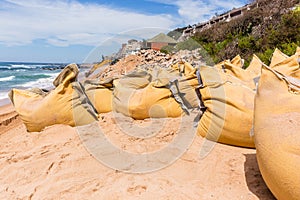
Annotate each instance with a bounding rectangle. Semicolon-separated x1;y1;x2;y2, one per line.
147;33;177;44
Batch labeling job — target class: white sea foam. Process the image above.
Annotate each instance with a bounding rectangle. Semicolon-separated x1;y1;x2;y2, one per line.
16;69;26;72
20;73;59;89
10;64;32;69
0;76;15;82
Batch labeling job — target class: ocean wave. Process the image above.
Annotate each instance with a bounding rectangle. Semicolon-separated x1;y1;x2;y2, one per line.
16;69;26;72
0;76;15;82
10;64;33;69
0;64;63;71
18;74;51;80
0;66;37;70
19;73;59;89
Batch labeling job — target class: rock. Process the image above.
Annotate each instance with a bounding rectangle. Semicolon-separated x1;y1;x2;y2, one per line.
90;48;206;80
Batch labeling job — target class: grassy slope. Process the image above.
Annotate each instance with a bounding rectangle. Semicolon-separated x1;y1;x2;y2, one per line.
189;0;300;66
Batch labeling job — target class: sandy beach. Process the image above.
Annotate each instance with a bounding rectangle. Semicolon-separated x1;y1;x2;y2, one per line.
0;103;275;199
1;0;299;198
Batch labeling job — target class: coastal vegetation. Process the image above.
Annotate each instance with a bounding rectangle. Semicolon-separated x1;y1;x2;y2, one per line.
166;0;300;67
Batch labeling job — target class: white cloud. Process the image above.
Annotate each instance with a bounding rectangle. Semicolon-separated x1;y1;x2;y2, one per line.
83;27;170;63
148;0;246;25
0;0;178;47
0;0;247;48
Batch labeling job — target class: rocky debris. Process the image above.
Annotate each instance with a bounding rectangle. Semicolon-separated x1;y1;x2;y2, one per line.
95;48;205;80
92;55;142;80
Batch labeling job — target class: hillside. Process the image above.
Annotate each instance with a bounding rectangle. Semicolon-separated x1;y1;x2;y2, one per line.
172;0;300;66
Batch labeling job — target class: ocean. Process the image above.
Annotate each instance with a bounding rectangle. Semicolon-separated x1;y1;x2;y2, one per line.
0;62;72;105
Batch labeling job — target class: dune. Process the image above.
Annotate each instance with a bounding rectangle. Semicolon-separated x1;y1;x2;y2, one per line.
0;104;275;199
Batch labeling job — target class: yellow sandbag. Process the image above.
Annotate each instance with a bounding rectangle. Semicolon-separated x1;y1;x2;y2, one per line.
113;70;182;119
254;59;300;200
270;54;299;76
9;64;98;132
269;48;289;68
246;54;263;78
214;60;228;69
214;55;243;70
197;66;255;148
171;62;200;109
215;55;263;90
113;62;200;119
222;61;258;89
171;61;196;76
83;78;114;113
230;55;244;68
214;55;243;69
175;75;199;109
297;46;300;54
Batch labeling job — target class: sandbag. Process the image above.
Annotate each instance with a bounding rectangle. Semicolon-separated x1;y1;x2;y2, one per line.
215;55;244;70
269;48;289;68
270;50;300;74
197;66;255;148
113;69;183;119
230;55;244;68
170;62;200;109
9;64;98;132
83;78;114;113
112;61;200;120
246;54;263;78
222;61;257;89
214;54;263;90
254;56;300;200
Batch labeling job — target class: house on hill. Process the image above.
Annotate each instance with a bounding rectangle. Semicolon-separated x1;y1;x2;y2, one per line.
147;33;177;51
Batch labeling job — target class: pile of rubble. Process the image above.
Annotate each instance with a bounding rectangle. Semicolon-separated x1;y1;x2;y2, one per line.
93;48;206;80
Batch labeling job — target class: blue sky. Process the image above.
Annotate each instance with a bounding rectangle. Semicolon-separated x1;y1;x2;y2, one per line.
0;0;247;63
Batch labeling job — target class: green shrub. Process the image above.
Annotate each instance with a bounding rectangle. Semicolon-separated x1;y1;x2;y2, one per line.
175;38;201;51
191;8;300;66
280;43;298;56
160;45;175;54
169;1;300;67
198;48;215;66
257;48;274;65
238;36;255;50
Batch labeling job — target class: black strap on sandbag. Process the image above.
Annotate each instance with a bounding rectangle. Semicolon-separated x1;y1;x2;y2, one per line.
221;64;226;73
169;79;190;115
194;69;207;127
196;69;206;111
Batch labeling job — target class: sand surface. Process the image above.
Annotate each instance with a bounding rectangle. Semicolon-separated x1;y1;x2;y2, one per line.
0;104;275;199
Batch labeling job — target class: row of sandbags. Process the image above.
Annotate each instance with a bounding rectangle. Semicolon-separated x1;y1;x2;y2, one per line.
8;61;200;132
196;48;300;199
203;47;300;200
84;61;200;119
9;53;257;147
9;47;300;199
5;52;276;147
